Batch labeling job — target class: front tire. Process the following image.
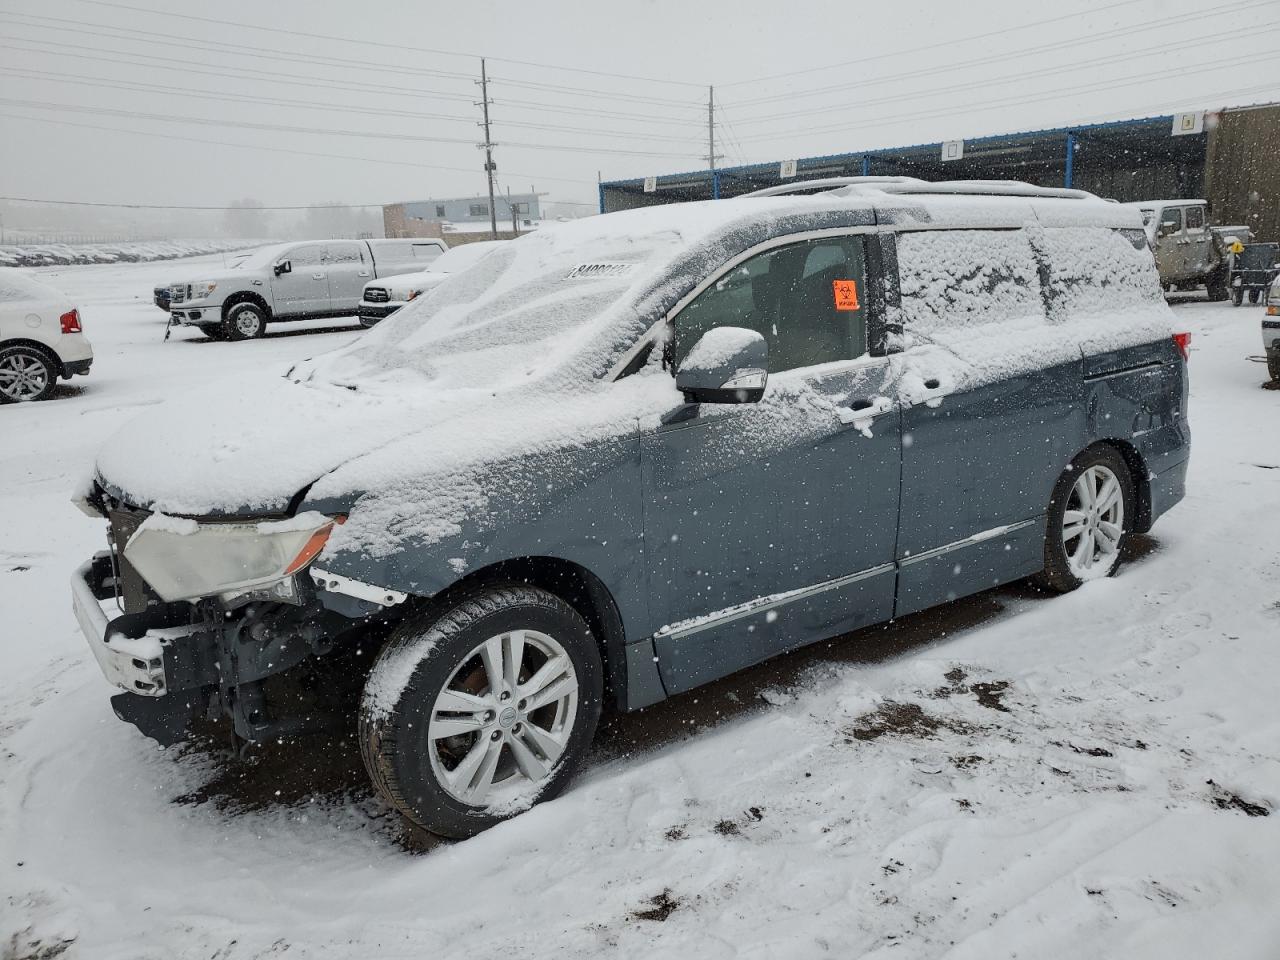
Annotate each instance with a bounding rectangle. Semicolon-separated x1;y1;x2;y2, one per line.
360;585;603;839
0;344;58;403
222;302;267;340
1035;446;1135;593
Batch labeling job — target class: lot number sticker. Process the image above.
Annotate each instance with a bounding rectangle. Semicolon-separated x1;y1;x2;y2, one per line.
832;279;860;311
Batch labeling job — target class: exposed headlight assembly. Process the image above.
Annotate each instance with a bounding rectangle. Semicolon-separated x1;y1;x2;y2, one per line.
191;280;218;299
124;511;343;605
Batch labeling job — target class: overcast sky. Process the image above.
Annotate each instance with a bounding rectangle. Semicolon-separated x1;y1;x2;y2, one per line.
2;0;1279;220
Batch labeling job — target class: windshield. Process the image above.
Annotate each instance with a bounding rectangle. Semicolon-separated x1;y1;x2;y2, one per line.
233;243;296;270
432;240;505;273
303;200;783;394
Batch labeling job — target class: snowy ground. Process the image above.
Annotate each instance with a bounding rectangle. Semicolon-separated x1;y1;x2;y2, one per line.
2;260;1278;959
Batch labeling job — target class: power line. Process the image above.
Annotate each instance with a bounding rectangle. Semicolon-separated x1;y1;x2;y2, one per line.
0;196;386;211
0;37;705;129
0;111;596;187
0;97;702;158
731;51;1280;145
66;0;709;89
726;0;1275;109
721;0;1167;88
0;66;705;144
728;20;1280;131
0;14;703;110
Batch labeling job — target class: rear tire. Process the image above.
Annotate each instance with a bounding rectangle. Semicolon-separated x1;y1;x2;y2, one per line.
360;585;603;839
0;344;58;403
222;302;267;340
1035;446;1136;593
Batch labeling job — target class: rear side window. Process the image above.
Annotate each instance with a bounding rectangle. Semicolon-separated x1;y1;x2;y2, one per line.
1033;227;1163;320
896;229;1044;335
1184;205;1206;230
673;236;868;373
324;242;363;263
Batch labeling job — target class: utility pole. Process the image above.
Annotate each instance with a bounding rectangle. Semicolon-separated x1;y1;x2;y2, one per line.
706;85;722;199
708;85;717;175
478;58;498;239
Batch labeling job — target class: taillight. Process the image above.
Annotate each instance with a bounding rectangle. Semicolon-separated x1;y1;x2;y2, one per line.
1172;332;1191;361
59;308;81;334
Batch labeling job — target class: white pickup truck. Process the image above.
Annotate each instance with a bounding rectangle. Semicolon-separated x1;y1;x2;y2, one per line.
165;238;448;340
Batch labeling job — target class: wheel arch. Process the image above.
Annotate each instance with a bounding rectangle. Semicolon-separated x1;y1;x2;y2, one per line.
1092;438;1153;533
410;555;632;711
221;290;272;320
0;337;67;378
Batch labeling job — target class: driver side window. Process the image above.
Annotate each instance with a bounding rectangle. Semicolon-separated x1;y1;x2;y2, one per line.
673;236;869;373
289;245;324;267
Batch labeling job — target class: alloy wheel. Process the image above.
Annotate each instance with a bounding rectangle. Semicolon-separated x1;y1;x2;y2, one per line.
0;350;51;401
1062;464;1125;579
427;629;579;807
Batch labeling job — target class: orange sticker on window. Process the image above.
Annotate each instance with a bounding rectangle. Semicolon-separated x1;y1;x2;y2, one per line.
832;279;860;311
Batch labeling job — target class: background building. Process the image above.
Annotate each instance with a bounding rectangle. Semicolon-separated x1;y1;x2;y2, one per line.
600;102;1280;242
383;193;542;242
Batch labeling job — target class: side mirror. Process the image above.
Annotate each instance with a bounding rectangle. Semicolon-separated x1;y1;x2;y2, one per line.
273;259;292;276
675;327;768;404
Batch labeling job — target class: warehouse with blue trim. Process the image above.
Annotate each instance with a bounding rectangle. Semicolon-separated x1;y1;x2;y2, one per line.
600;102;1280;242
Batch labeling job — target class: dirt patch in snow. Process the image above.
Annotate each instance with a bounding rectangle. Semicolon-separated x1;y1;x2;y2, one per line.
1208;780;1271;817
629;889;682;922
846;702;971;742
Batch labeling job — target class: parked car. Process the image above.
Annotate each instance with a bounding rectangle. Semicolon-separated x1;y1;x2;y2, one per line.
1121;199;1251;300
0;272;93;402
1265;286;1280;382
72;178;1188;838
358;240;505;326
164;238;448;340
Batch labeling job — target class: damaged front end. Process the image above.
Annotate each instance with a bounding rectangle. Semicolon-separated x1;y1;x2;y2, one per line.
71;488;406;746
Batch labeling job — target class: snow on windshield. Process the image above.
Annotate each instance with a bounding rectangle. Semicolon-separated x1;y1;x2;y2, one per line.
433;240;505;273
304;199;821;393
232;243;294;270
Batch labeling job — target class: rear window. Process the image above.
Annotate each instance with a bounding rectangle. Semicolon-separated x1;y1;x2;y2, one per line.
1034;227;1163;321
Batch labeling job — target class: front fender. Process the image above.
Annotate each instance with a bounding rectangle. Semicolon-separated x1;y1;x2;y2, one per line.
304;434;648;638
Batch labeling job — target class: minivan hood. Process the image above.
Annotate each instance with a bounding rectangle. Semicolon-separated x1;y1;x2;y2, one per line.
93;370;677;519
94;374;460;516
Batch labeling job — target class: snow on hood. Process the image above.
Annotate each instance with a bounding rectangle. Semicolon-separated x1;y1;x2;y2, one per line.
93;374;462;514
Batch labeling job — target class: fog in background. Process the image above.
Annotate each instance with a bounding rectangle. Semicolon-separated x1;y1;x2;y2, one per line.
2;0;1278;241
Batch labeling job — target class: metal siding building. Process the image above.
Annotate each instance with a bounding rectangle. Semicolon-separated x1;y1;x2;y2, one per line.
601;103;1279;241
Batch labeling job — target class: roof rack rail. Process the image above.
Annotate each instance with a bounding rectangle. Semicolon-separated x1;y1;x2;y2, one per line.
741;176;925;198
741;177;1098;202
863;180;1099;201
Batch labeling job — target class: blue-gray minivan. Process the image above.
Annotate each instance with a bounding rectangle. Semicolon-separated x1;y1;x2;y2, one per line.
72;177;1190;837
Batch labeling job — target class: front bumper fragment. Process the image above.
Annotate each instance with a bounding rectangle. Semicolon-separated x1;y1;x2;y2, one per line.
72;551;220;697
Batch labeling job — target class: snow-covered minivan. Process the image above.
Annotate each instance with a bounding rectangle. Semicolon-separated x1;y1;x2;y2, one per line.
71;178;1190;838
